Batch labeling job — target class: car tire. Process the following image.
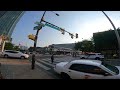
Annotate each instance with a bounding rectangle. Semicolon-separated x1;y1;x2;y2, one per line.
81;57;85;59
61;72;71;79
95;57;100;60
4;54;8;58
21;56;25;59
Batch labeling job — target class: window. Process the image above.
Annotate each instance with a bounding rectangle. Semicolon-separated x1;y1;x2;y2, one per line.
5;50;18;53
69;64;110;75
102;62;119;75
88;54;95;55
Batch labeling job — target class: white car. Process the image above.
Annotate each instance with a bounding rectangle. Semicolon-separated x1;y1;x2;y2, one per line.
2;50;29;59
54;60;120;79
80;53;104;60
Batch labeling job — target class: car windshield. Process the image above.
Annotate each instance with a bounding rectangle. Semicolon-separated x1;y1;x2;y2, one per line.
102;62;119;75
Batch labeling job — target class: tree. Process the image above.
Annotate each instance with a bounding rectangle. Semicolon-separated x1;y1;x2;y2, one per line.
74;40;95;52
13;46;20;51
4;42;14;50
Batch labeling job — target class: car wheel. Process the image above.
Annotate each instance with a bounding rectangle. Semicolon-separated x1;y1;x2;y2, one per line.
61;72;71;79
95;57;100;60
4;54;8;58
21;56;25;59
81;57;85;59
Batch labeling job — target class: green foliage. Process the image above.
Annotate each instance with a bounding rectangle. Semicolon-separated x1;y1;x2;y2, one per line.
4;42;14;50
74;40;95;52
93;29;120;52
4;42;20;51
13;46;20;51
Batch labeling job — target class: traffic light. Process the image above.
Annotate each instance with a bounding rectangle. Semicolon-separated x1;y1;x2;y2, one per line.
60;28;65;35
41;17;44;21
28;34;35;41
69;33;73;39
76;33;78;38
71;34;73;39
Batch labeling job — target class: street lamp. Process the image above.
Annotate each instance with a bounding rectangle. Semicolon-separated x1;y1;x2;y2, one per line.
31;11;59;69
51;11;59;16
102;11;120;59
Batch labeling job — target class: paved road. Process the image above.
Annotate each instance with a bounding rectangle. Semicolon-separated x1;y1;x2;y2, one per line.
33;55;120;79
1;55;120;79
32;55;82;78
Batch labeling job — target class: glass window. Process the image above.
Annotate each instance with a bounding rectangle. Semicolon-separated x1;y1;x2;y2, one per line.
69;64;110;75
102;62;119;75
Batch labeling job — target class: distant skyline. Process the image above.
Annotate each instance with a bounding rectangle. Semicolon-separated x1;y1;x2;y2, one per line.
11;11;120;47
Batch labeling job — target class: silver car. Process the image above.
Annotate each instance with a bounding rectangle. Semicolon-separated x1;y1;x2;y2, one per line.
2;50;29;59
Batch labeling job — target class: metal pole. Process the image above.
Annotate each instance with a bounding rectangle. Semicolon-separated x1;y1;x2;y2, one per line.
102;11;120;59
31;11;46;70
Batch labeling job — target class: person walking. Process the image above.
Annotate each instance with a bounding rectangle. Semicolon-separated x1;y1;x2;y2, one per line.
51;54;54;64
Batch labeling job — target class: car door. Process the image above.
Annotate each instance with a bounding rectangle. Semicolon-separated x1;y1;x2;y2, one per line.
88;54;95;59
5;51;13;57
14;51;21;58
10;51;20;58
11;51;18;57
68;64;86;79
68;64;111;79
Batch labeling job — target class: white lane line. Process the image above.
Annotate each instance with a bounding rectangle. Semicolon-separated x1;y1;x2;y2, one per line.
39;60;54;67
41;58;61;63
35;61;51;70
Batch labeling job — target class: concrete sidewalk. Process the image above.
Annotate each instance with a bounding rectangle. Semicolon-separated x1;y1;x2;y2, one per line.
0;58;55;79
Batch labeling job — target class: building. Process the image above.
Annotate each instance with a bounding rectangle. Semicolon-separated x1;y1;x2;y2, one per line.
0;11;25;52
0;11;25;38
28;43;76;55
93;29;120;58
48;43;75;55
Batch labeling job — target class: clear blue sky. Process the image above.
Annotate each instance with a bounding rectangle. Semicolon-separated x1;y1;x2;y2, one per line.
11;11;120;47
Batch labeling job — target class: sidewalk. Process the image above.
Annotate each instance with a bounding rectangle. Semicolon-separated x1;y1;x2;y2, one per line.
0;58;55;79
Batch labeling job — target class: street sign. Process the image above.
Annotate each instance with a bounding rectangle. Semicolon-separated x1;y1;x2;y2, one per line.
45;23;60;30
34;21;40;25
34;22;45;30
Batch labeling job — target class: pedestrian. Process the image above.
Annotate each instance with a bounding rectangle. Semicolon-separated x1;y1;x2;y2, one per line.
51;54;54;64
31;54;35;70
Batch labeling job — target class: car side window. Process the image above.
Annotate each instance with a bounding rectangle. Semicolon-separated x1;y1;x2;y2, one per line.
5;51;11;53
5;51;18;53
69;64;110;75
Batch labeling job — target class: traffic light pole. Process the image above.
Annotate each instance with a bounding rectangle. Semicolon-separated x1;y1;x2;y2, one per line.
102;11;120;59
31;11;46;70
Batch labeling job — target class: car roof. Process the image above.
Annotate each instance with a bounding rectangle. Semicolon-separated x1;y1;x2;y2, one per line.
70;60;102;66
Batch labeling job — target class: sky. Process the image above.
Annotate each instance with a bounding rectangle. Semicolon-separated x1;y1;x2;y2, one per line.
11;11;120;47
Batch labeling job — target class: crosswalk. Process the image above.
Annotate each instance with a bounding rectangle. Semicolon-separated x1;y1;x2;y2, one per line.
35;61;51;70
35;58;58;71
35;57;72;71
35;56;79;71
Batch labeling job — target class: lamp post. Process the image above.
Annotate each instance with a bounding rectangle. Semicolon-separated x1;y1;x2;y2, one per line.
102;11;120;59
31;11;59;69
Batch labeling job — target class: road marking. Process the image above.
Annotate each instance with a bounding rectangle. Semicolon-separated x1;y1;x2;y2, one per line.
38;60;55;67
41;58;62;63
35;61;51;70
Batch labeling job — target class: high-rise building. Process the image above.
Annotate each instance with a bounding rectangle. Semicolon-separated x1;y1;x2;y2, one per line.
0;11;25;38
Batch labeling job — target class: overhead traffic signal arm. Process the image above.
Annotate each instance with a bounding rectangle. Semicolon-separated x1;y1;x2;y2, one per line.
42;20;78;39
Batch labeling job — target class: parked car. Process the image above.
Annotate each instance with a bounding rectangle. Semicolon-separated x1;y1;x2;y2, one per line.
79;53;104;60
54;60;120;79
2;50;29;59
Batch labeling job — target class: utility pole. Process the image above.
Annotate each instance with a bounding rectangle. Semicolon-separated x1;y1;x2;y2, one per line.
31;11;46;70
102;11;120;59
